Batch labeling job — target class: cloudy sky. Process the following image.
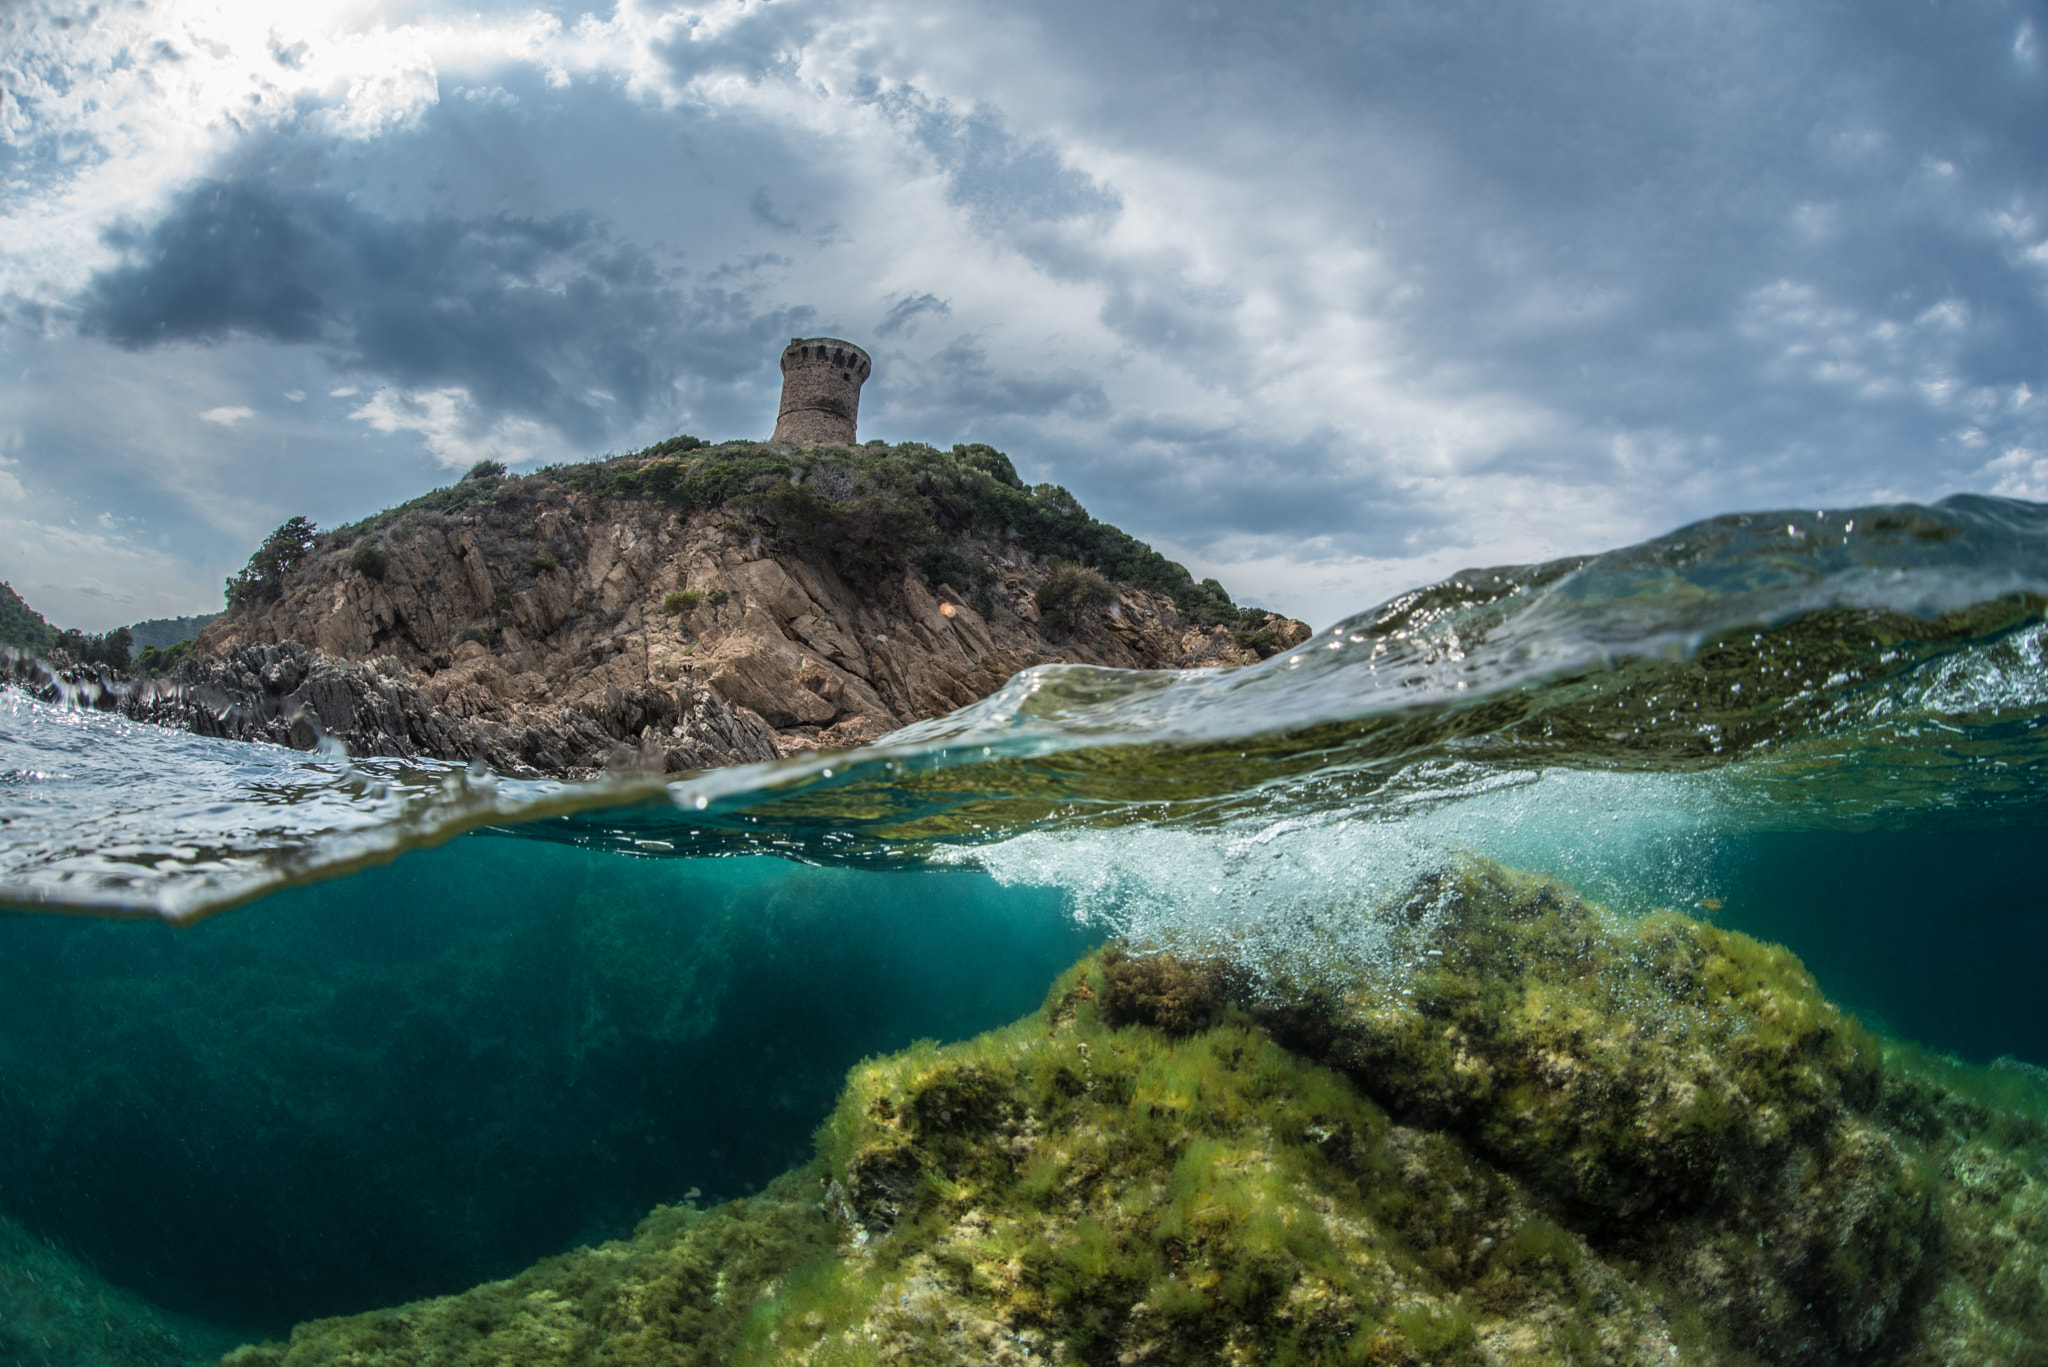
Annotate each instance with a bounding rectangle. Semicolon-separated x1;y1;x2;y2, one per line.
3;0;2045;631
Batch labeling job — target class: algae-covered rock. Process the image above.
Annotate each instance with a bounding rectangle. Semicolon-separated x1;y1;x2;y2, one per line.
1872;1049;2048;1366
799;969;1671;1366
0;1208;236;1367
1233;860;1934;1363
218;1173;838;1367
218;858;2048;1366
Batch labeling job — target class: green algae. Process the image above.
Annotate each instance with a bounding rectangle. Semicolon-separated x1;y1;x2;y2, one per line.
215;859;2048;1366
0;1209;237;1367
218;1178;838;1367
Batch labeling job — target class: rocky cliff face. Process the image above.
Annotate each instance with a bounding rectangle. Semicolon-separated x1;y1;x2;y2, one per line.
175;444;1309;777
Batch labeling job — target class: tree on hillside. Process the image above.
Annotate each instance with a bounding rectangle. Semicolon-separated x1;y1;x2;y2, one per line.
225;517;318;607
54;626;132;671
0;581;58;652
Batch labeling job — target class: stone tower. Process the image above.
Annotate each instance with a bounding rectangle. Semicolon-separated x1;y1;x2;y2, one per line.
771;337;871;446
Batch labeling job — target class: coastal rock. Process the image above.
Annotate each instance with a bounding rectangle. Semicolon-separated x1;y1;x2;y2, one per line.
4;642;780;778
215;859;2048;1367
169;450;1310;775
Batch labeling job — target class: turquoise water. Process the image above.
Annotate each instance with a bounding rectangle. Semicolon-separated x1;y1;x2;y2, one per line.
0;848;1091;1338
2;494;2046;1355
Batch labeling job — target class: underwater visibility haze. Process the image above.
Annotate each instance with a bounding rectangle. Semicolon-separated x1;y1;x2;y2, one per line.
3;494;2047;1363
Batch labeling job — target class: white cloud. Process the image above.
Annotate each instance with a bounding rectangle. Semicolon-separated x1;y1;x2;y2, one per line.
0;0;558;303
4;0;2047;629
0;502;217;631
455;85;521;110
348;386;574;469
1986;446;2048;501
198;405;255;427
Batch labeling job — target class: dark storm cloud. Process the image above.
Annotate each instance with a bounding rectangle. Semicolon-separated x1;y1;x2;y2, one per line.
873;292;949;338
876;92;1120;225
643;0;1115;231
999;0;2048;505
1109;429;1442;547
16;0;2048;627
77;178;806;445
748;188;800;234
869;332;1439;546
880;335;1109;424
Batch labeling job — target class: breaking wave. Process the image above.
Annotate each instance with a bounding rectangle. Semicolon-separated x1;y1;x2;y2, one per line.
3;493;2044;922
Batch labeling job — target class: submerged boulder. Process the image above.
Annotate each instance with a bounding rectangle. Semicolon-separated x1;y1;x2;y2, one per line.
220;859;2048;1366
1239;860;1935;1363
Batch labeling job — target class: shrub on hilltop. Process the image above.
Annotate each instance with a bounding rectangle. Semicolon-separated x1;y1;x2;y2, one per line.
1034;558;1114;633
602;437;1247;625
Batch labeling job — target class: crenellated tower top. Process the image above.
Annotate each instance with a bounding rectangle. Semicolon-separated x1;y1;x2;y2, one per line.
772;337;871;446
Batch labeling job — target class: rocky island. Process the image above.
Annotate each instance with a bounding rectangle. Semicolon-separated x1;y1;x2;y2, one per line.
6;338;1309;777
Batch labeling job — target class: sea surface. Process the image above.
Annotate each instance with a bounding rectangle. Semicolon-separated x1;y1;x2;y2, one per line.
2;494;2045;1357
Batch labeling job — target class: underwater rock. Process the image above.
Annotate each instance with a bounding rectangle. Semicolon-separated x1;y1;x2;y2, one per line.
0;1208;235;1367
217;860;2048;1365
1238;861;1935;1363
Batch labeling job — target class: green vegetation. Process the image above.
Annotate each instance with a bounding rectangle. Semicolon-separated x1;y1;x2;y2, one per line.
664;589;706;615
221;1173;839;1367
915;546;998;618
349;539;390;581
54;626;133;670
1224;861;1932;1362
220;958;1519;1367
136;637;198;674
125;613;218;651
640;433;709;460
758;475;937;587
242;433;1248;630
335;470;505;528
225;516;319;607
608;448;793;510
221;857;2048;1366
1034;558;1114;632
0;582;193;668
595;437;1245;621
0;580;57;652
